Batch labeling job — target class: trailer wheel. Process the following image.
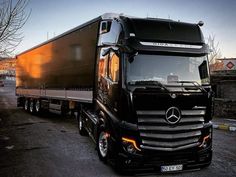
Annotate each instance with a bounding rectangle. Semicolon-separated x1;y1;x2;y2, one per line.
24;99;29;111
35;100;41;114
77;113;87;136
29;100;34;113
97;127;111;163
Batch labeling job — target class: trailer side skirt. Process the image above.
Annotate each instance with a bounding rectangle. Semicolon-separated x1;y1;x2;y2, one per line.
16;88;93;103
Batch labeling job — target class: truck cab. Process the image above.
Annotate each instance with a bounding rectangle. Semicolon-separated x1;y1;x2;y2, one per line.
79;14;213;172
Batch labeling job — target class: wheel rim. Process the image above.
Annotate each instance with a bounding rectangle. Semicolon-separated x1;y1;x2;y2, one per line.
79;116;83;131
24;100;28;110
30;101;34;112
35;100;40;112
99;131;108;158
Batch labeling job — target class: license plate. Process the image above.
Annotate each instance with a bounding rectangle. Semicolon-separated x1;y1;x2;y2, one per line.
161;164;183;172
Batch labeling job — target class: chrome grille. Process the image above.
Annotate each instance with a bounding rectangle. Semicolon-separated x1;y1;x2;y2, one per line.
137;108;205;151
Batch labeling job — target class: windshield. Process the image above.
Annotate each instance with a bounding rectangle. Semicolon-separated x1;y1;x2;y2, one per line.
126;54;209;86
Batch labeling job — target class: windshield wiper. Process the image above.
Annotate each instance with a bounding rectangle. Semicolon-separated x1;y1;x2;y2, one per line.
128;80;169;92
176;81;207;93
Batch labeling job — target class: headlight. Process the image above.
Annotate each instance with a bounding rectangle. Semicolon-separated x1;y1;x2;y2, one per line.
122;137;141;154
199;133;211;148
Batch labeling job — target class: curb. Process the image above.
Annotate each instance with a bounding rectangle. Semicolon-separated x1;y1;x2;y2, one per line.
213;124;236;132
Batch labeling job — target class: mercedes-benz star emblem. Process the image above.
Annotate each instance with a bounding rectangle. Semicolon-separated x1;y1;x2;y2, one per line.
165;107;181;125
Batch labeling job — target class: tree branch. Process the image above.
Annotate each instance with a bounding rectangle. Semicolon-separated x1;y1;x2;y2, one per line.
0;0;30;57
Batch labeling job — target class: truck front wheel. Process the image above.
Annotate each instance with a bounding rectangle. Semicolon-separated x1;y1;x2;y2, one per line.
97;126;125;172
97;127;111;162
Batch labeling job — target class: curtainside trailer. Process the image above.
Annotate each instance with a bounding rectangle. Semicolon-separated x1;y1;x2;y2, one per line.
16;13;213;173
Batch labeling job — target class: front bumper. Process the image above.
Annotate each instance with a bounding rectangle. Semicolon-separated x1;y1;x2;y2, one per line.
116;121;212;172
118;145;212;172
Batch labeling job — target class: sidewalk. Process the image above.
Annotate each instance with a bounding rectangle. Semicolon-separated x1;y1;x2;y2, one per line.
212;117;236;132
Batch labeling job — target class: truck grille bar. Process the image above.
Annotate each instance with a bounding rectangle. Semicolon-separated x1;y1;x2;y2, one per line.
137;108;205;151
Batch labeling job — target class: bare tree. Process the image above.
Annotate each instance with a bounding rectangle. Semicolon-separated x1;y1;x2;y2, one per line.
207;34;222;64
0;0;30;57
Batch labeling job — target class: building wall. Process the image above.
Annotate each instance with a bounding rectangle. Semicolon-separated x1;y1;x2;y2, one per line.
210;58;236;118
214;98;236;118
211;75;236;117
0;58;16;76
0;58;16;84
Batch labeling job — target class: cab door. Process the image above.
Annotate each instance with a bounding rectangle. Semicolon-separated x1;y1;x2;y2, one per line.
97;48;120;112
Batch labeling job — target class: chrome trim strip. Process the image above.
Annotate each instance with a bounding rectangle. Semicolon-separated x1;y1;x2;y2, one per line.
16;88;93;103
137;109;206;116
138;124;204;131
140;142;200;151
140;130;201;139
142;137;199;147
181;110;205;116
192;106;207;109
140;42;202;49
138;117;204;123
137;110;165;116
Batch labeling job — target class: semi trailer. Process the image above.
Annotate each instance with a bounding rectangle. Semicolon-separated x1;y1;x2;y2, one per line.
16;13;213;172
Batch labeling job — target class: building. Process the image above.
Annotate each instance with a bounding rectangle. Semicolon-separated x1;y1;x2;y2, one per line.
210;58;236;118
0;57;16;81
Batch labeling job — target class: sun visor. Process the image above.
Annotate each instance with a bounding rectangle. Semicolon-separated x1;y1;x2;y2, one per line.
128;18;204;44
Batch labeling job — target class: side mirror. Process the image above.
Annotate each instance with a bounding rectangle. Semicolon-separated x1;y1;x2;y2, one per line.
198;60;209;80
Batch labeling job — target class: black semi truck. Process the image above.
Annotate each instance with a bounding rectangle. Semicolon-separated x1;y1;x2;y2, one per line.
16;13;213;172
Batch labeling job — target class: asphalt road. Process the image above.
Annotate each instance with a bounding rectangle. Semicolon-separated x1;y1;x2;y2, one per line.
0;85;236;177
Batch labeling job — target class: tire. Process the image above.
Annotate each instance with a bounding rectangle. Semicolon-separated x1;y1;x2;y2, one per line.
97;127;111;163
35;100;41;114
77;112;87;136
24;99;29;111
29;100;34;113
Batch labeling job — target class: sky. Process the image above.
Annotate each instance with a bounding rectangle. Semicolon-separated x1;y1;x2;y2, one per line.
15;0;236;58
